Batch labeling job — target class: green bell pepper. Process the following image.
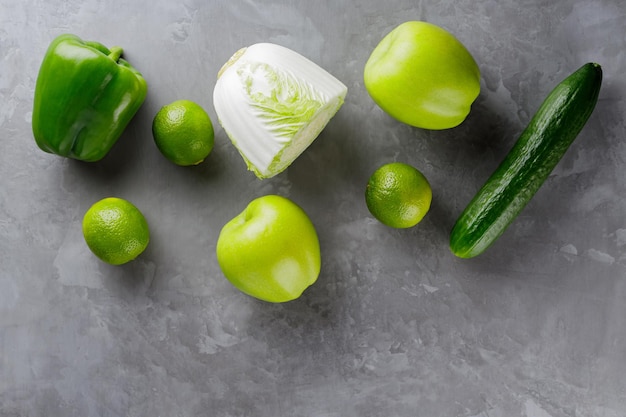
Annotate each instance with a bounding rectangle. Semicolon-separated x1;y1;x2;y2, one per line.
32;34;148;162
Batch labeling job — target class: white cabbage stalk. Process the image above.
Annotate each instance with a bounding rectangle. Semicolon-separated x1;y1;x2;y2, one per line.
213;43;348;179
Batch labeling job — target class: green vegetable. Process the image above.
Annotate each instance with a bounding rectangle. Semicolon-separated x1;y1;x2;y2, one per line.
450;62;602;258
32;34;147;162
213;43;347;179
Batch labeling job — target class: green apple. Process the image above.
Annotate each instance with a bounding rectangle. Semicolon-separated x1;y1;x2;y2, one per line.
216;195;321;303
364;21;481;130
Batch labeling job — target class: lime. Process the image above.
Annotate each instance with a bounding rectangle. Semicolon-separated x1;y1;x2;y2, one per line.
365;162;432;228
82;197;150;265
152;100;214;166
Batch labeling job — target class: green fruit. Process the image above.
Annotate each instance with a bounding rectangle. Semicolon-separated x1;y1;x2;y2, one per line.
152;100;214;166
365;162;432;228
82;197;150;265
364;21;480;130
216;195;321;303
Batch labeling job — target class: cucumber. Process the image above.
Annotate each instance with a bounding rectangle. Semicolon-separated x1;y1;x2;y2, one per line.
450;62;602;258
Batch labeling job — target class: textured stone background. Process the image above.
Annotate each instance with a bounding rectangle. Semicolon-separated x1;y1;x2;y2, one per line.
1;1;625;416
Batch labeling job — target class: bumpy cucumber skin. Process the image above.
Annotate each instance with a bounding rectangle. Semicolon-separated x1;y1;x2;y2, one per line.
450;63;602;258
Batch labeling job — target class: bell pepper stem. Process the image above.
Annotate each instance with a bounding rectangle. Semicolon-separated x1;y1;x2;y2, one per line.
108;46;123;63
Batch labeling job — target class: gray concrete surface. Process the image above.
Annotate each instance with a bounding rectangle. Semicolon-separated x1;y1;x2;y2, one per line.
1;1;626;416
